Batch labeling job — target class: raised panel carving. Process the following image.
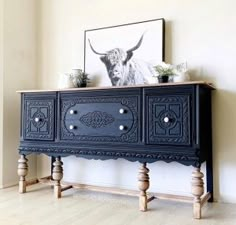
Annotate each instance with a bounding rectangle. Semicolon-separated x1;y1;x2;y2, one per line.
147;95;191;145
24;99;55;140
60;96;139;143
79;111;115;128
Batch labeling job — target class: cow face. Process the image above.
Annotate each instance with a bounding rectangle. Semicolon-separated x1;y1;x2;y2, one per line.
88;34;144;86
100;48;131;86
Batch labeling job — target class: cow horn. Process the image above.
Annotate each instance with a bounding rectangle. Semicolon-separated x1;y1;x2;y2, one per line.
127;34;144;53
88;39;106;55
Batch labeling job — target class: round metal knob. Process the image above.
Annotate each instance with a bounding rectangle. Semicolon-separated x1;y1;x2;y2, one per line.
69;125;75;130
163;117;169;123
70;109;76;115
34;117;40;122
119;125;126;131
119;108;126;114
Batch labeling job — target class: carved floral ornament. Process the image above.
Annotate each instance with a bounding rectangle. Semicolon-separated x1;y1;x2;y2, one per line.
32;111;46;128
79;111;115;128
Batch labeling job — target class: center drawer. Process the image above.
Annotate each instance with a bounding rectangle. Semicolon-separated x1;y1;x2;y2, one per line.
59;93;140;143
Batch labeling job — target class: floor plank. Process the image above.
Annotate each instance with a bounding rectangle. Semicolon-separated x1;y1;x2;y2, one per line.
0;184;235;225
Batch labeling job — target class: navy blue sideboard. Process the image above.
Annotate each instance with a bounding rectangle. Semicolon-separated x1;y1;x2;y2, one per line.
17;81;214;219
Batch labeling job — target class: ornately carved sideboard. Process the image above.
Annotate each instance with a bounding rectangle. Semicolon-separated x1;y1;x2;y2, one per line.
17;81;214;219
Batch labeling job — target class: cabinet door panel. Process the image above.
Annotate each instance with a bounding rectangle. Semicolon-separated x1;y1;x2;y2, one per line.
145;89;192;146
23;98;55;141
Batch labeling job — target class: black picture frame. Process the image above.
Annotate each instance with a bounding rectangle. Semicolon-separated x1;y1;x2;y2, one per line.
84;18;165;87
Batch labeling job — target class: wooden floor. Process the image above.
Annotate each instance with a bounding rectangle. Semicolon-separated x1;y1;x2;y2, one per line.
0;184;235;225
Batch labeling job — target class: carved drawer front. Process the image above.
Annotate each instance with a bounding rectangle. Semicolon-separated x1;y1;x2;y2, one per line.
23;98;55;140
146;94;191;146
60;96;139;143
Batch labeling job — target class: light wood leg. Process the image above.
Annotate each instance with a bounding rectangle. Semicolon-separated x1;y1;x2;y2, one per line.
192;167;204;219
138;162;150;211
52;157;63;198
17;155;28;193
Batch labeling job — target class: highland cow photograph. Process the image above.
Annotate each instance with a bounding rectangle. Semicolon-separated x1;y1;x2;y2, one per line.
84;18;165;87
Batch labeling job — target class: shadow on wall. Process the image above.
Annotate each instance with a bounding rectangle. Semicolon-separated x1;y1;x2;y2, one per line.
212;89;236;202
164;20;173;63
88;73;103;87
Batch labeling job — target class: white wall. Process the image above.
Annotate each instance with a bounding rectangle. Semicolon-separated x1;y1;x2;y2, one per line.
0;0;4;187
0;0;38;187
37;0;236;203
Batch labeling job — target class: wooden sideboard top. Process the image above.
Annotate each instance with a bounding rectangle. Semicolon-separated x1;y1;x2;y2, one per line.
17;81;215;93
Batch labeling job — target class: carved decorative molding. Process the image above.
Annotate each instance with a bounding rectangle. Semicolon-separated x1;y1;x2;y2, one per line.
32;111;46;129
79;111;115;128
148;95;190;145
60;96;139;143
24;100;54;140
19;146;200;167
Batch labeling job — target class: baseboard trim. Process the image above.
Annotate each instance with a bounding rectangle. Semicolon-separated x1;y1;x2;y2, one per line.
1;182;18;189
0;176;38;189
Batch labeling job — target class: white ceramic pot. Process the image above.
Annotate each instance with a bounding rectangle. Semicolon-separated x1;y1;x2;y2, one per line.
58;73;76;88
71;68;82;76
173;72;190;83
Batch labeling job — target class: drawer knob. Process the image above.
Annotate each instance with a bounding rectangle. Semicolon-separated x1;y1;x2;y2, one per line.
34;117;40;122
119;108;126;114
119;125;126;131
164;117;169;123
70;110;76;115
69;125;75;130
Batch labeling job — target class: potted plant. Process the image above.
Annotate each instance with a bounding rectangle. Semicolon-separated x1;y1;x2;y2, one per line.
71;69;90;87
153;62;176;83
76;71;90;87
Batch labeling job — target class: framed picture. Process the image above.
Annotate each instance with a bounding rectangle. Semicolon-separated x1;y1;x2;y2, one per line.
84;18;165;87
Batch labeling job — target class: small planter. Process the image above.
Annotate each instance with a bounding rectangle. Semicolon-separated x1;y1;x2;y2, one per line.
78;82;87;88
158;75;169;83
75;72;90;88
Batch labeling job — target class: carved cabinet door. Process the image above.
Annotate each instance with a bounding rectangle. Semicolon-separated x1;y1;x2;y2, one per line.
60;93;140;143
145;87;193;146
23;95;56;141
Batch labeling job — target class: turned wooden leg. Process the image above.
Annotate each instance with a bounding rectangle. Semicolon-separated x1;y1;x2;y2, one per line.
138;162;150;211
17;155;28;193
52;157;63;198
192;167;204;219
